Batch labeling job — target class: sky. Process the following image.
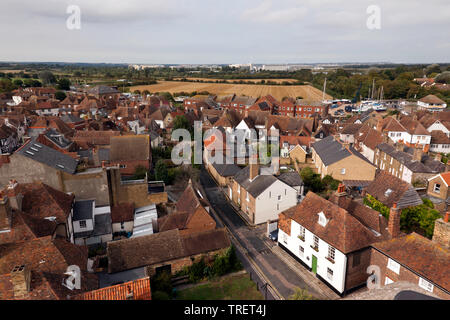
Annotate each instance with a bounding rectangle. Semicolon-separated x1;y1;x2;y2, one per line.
0;0;449;64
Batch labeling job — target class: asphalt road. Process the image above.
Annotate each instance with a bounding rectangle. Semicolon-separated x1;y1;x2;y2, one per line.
198;166;326;300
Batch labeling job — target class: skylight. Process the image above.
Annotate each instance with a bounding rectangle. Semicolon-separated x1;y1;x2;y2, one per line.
384;189;393;197
25;151;34;156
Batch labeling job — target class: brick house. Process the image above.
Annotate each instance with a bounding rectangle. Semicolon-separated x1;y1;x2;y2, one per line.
353;124;384;163
374;142;445;185
295;100;328;119
156;183;216;236
426;172;450;212
311;135;377;181
364;171;423;209
369;218;449;299
278;186;396;295
208;162;241;187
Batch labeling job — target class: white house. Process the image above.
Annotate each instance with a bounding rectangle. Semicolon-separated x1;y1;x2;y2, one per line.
278;188;393;295
71;199;113;246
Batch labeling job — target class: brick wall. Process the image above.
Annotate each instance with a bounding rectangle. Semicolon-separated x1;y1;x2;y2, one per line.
345;248;372;292
433;218;449;248
369;247;449;299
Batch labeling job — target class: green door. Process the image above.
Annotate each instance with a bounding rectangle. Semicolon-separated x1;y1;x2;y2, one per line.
312;255;317;274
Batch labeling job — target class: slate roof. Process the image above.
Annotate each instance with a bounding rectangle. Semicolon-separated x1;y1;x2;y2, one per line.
72;200;94;221
211;163;241;177
234;166;279;198
278;172;303;187
312;135;371;166
371;233;450;292
17;140;78;174
88;85;120;96
377;143;445;173
364;171;423;209
60;114;84;123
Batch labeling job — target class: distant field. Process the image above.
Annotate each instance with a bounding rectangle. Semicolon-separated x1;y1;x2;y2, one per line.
131;81;331;101
173;77;300;84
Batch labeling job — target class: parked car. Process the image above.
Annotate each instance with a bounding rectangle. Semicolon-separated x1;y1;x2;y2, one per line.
269;230;278;242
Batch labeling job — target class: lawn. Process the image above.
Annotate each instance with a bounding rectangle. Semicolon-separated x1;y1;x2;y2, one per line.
175;273;264;300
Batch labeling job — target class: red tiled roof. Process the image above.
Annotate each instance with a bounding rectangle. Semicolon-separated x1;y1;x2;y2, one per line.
281;192;390;253
78;277;151;300
111;203;135;223
372;233;450;291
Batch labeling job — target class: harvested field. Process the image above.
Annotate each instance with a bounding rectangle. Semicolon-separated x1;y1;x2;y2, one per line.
173;77;300;84
130;81;331;101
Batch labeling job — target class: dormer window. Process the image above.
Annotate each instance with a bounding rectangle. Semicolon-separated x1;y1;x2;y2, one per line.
318;211;328;227
384;189;393;197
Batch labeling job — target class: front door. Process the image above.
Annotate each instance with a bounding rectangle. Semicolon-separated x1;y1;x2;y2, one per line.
312;255;318;274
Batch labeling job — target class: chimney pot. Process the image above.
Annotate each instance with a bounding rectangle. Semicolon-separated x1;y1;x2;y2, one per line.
445;212;449;223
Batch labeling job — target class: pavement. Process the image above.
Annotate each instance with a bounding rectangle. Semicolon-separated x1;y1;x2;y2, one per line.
198;166;339;300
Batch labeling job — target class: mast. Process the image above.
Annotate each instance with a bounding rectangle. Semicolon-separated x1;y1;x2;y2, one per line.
322;78;327;102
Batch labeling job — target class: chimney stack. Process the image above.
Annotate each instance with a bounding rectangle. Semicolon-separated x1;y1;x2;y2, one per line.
335;183;347;207
249;155;259;181
432;212;449;248
388;203;401;238
11;265;31;298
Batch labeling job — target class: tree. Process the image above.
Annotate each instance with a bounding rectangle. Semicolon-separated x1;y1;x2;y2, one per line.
435;71;450;84
38;71;56;85
172;115;193;135
132;165;148;180
55;91;67;101
57;78;71;90
13;79;23;87
155;160;169;184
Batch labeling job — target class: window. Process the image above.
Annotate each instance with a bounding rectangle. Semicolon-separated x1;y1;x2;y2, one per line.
434;184;441;193
299;246;304;257
328;245;336;262
79;220;87;229
327;268;333;280
387;258;400;274
418;278;434;293
298;225;305;241
341;168;346;175
313;235;319;250
269;191;271;198
278;195;281;201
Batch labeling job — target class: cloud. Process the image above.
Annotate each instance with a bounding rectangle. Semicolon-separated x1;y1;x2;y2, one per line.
241;0;308;23
0;0;184;23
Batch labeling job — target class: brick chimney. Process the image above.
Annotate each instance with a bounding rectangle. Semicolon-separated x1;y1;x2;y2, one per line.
388;203;401;238
335;183;347;207
432;212;449;248
249;155;259;181
11;265;31;298
0;195;12;232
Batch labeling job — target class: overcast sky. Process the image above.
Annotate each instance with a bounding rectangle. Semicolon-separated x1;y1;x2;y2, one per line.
1;0;449;64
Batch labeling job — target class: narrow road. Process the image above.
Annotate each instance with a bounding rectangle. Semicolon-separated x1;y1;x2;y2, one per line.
198;166;328;300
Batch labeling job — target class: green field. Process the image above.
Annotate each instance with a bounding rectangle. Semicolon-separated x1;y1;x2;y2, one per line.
176;273;264;300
